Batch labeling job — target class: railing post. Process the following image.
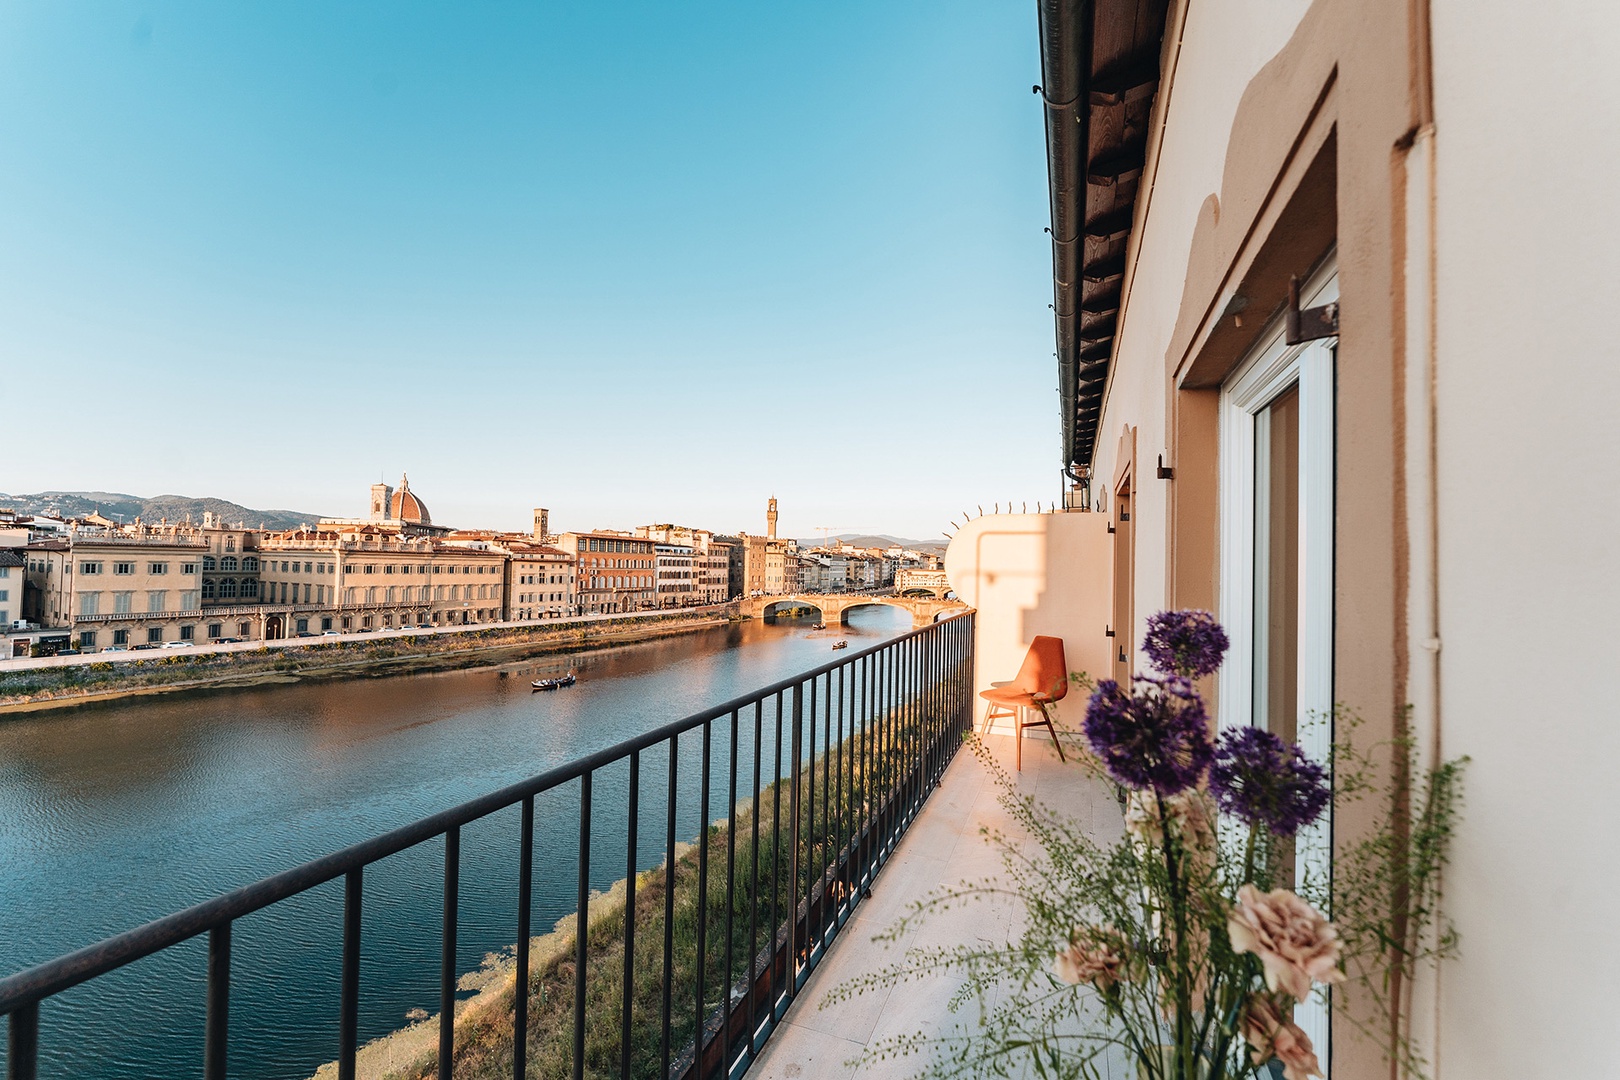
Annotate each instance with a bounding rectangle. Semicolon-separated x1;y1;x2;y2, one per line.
340;869;363;1080
204;922;230;1080
7;1002;38;1080
439;826;459;1080
785;682;803;999
573;772;591;1080
621;752;638;1080
694;720;712;1080
515;798;533;1080
661;740;678;1080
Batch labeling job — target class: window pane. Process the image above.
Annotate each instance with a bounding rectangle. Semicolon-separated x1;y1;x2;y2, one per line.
1257;383;1300;744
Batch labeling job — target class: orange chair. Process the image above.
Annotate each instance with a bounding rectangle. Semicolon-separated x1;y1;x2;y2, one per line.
979;636;1069;771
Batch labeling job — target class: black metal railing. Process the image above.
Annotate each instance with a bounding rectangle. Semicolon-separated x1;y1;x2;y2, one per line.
0;611;975;1080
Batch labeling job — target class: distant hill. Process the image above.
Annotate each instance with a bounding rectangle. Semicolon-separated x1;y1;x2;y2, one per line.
800;533;947;555
0;491;326;532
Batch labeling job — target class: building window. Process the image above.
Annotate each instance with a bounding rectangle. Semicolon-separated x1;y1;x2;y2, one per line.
238;622;250;637
181;562;196;574
203;556;217;571
296;618;309;633
243;557;259;571
221;557;238;571
79;592;100;616
79;631;96;648
220;579;238;599
147;628;163;643
203;580;217;599
342;617;352;630
115;562;134;576
112;629;128;645
303;584;311;603
81;561;102;575
365;564;375;574
361;615;373;628
147;591;168;613
226;538;236;552
180;625;194;640
113;591;133;613
321;617;332;631
208;623;222;639
149;562;168;575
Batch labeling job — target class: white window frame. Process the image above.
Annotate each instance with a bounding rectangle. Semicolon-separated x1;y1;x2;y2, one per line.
1219;264;1337;1063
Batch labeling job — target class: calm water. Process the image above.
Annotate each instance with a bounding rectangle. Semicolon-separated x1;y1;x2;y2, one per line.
0;607;913;1079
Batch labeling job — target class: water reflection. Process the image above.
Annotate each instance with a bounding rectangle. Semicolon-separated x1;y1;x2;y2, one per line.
0;606;912;1080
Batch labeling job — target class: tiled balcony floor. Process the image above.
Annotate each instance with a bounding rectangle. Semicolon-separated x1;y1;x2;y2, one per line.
748;728;1126;1080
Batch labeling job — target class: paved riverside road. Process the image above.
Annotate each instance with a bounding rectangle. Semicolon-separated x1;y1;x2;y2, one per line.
0;604;733;673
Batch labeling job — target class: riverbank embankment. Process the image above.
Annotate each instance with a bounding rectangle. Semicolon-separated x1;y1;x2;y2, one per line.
0;608;741;715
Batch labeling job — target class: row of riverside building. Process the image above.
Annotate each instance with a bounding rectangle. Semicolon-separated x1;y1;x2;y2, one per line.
0;480;941;657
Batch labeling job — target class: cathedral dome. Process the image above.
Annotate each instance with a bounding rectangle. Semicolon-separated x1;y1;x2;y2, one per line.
389;474;431;524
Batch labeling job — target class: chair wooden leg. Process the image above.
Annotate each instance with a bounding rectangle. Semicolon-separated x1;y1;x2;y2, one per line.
1015;708;1023;771
1043;718;1066;763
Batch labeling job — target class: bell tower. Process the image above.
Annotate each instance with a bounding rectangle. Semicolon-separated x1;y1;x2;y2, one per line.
766;497;778;540
370;481;394;522
533;508;550;542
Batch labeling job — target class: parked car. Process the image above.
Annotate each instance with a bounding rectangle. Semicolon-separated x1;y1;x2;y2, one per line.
162;641;193;649
216;637;242;644
294;631;315;638
133;643;161;651
322;630;342;636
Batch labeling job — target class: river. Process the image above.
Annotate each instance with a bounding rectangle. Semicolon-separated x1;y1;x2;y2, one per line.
0;606;915;1079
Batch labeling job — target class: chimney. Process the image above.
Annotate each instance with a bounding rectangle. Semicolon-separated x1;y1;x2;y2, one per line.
533;508;550;541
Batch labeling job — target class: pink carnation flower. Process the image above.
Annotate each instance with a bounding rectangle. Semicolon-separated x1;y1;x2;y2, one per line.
1227;884;1344;1001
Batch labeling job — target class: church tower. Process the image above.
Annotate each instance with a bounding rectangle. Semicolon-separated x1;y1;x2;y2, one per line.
533;508;550;542
766;496;778;540
370;481;394;522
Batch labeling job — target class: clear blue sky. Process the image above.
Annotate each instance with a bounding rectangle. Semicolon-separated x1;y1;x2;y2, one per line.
1;2;1060;540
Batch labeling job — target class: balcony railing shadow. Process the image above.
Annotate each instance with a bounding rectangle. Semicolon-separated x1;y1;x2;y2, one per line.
746;728;1124;1080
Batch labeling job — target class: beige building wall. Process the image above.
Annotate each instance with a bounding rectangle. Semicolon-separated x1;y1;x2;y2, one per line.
1422;4;1620;1075
67;537;207;648
1047;0;1620;1074
504;544;575;620
944;512;1112;737
260;530;506;635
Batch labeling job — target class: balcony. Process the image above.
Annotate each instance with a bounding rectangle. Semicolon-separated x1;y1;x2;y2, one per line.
748;729;1109;1080
0;614;978;1080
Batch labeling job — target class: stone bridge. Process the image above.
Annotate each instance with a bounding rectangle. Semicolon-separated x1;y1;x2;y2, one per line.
734;593;968;627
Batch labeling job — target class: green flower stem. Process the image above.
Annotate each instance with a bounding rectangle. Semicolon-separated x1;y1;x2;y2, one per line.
1155;791;1196;1080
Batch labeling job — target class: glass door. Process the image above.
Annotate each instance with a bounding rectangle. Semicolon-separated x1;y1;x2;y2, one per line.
1219;268;1337;1065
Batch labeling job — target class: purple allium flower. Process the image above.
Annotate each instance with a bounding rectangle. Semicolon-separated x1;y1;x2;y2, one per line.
1209;727;1330;837
1141;610;1230;679
1083;675;1214;795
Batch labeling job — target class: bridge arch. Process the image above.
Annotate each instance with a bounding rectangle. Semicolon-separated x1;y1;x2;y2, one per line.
762;599;825;620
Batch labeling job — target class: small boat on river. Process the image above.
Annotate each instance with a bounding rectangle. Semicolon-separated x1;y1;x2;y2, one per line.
832;640;848;650
532;672;577;691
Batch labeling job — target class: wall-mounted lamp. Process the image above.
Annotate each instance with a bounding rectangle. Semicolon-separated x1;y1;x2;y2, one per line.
1157;454;1174;480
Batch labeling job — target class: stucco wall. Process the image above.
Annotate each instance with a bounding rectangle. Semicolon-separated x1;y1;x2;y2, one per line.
1428;1;1620;1074
943;512;1111;737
